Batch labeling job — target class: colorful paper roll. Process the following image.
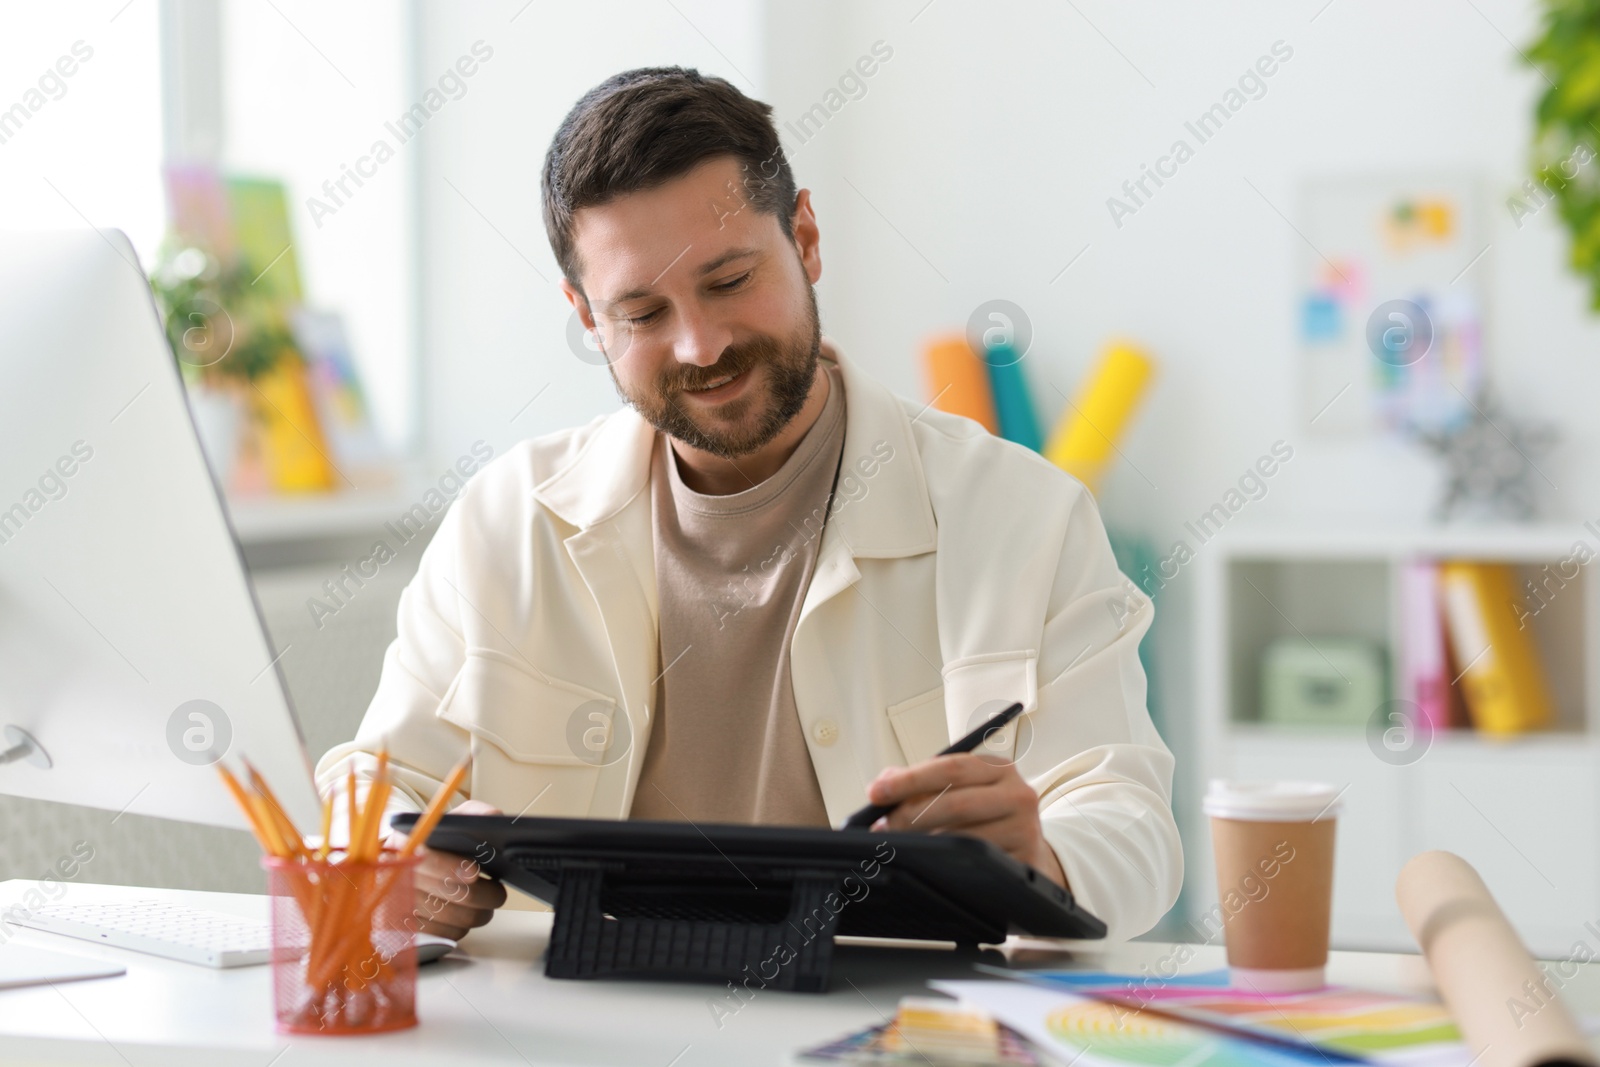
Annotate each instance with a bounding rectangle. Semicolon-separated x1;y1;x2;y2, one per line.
1043;340;1155;493
921;334;998;434
984;343;1043;452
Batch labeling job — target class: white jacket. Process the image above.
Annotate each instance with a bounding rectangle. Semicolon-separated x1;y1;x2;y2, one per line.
316;340;1183;940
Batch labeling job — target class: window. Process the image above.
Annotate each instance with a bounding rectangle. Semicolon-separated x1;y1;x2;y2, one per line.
2;3;416;455
0;6;163;259
219;0;413;451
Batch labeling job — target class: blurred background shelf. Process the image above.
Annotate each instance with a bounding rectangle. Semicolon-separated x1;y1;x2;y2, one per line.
223;465;445;567
1216;522;1594;561
1225;720;1600;747
1190;521;1600;958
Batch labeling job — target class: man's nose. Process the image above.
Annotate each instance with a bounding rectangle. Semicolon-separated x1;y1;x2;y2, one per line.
671;304;731;369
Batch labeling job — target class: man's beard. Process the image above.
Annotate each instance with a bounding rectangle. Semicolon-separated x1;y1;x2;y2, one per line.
610;285;822;460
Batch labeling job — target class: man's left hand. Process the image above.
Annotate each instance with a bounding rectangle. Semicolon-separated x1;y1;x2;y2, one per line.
865;754;1068;889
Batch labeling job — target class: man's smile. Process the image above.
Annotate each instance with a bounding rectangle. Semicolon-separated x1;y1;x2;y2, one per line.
681;365;752;401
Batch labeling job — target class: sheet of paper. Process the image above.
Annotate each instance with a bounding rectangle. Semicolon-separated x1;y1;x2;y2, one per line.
934;972;1484;1067
999;969;1474;1066
933;980;1335;1067
792;1019;1041;1065
0;944;125;990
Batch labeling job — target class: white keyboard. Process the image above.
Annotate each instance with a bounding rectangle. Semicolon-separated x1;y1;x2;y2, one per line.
4;899;272;967
3;899;458;969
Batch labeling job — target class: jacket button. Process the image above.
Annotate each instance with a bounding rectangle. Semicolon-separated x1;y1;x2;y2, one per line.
812;719;839;746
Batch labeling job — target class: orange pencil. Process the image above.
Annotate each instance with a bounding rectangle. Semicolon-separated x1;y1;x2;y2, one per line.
399;757;471;858
363;775;392;860
244;759;306;857
351;750;390;862
314;792;334;861
345;766;357;854
219;762;326;944
248;794;291;858
216;764;277;855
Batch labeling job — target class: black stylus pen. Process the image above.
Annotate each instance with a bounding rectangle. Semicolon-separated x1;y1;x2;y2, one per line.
840;701;1025;830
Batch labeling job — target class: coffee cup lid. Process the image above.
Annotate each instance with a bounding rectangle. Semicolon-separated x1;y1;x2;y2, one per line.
1203;780;1342;822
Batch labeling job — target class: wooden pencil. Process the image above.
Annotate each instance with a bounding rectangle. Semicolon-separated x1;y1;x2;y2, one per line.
245;759;306;857
398;757;471;858
351;750;390;862
314;793;334;862
216;764;277;856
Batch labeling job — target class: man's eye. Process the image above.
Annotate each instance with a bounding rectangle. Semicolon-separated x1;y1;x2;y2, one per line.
713;272;751;292
625;308;663;326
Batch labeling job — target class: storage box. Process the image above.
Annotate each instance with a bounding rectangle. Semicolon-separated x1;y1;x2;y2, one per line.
1260;638;1385;727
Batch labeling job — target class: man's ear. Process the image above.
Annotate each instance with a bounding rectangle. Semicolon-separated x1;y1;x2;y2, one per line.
560;279;595;328
791;188;822;285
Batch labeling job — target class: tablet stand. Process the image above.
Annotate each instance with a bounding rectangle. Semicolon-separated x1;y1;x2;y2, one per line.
545;863;844;992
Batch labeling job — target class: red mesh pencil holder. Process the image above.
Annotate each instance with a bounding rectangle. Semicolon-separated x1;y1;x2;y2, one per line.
263;851;422;1034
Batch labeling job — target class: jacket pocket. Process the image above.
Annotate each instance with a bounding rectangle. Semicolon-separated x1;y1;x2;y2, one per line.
940;650;1038;762
437;648;621;815
887;684;947;765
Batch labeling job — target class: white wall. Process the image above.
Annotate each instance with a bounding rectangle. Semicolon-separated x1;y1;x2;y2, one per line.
0;5;162;256
413;0;1600;927
413;0;766;466
798;0;1599;527
420;0;1600;529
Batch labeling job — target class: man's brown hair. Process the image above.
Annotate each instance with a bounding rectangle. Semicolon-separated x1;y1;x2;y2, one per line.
541;67;797;291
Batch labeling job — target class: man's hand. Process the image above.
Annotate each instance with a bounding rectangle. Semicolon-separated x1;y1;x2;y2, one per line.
865;754;1069;889
386;798;508;940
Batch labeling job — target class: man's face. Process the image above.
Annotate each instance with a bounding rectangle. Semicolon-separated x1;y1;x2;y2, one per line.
562;156;823;460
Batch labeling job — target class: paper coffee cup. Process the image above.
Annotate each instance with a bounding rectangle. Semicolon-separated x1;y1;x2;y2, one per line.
1203;780;1340;993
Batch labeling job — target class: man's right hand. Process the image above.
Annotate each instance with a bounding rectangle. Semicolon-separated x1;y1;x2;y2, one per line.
392;798;508;940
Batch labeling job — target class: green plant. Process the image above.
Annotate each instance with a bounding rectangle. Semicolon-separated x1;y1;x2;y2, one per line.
149;243;295;385
1528;0;1600;310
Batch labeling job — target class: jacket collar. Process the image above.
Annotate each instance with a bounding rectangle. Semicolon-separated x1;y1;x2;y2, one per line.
532;337;936;559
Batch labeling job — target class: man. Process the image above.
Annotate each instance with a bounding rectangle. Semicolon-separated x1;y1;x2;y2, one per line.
316;67;1181;943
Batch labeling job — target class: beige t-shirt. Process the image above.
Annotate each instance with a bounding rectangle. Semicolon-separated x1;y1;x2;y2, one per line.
628;361;845;827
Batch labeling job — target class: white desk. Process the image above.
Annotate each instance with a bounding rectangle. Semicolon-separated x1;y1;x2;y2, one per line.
3;881;1598;1067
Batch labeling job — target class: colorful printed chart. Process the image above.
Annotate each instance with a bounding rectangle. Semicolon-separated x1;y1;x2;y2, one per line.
934;979;1472;1067
1042;996;1331;1067
1012;970;1461;1062
795;1019;1041;1065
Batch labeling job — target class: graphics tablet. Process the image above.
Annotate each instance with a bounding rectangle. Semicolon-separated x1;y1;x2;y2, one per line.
393;813;1106;946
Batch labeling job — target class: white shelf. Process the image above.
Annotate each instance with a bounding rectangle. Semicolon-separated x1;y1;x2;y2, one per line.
228;488;407;545
223;465;442;548
1206;520;1593;561
1224;721;1598;748
1188;520;1600;957
216;465;459;572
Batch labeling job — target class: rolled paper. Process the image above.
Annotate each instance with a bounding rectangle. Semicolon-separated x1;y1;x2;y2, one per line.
1043;340;1154;494
922;334;998;434
1395;851;1597;1067
984;343;1043;452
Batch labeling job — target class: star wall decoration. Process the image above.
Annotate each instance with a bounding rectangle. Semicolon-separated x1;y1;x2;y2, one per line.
1414;389;1558;521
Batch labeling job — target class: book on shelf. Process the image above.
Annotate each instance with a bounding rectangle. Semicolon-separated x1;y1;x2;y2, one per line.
1437;628;1475;730
1398;560;1452;733
1437;561;1555;736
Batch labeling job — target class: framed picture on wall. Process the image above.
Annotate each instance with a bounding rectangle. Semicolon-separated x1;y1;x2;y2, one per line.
1298;174;1485;438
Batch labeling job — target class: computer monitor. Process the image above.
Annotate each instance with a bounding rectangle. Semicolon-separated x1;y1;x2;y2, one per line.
0;229;320;830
